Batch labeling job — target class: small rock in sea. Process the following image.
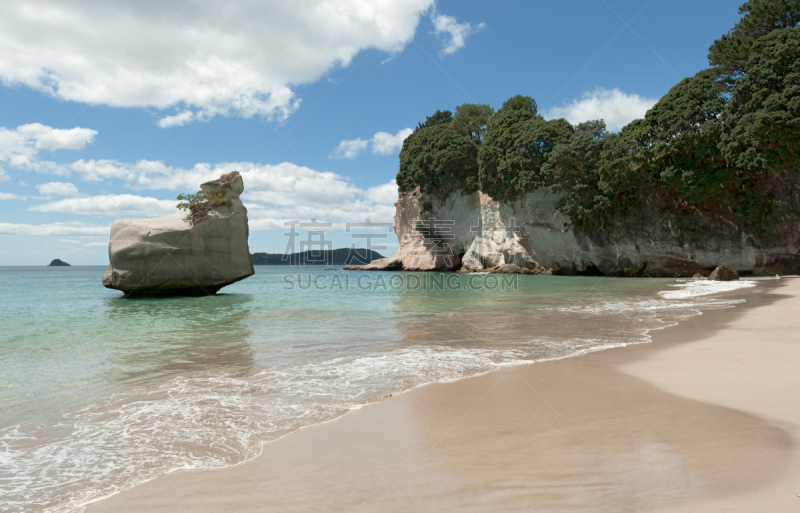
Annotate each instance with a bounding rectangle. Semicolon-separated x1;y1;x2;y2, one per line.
692;273;705;279
48;259;70;266
708;265;739;281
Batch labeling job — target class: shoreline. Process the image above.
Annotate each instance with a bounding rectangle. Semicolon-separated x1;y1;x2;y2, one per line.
88;277;798;512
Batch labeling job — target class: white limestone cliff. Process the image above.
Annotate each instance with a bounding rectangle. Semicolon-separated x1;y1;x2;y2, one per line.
352;186;799;276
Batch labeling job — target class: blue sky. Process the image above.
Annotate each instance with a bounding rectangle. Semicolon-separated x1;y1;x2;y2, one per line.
0;0;742;265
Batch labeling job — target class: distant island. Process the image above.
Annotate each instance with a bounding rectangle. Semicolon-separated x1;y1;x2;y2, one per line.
48;259;71;267
251;248;384;266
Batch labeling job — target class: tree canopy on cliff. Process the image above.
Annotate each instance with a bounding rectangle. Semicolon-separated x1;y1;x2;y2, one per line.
501;95;538;114
708;0;800;85
396;124;480;196
720;27;800;174
451;103;494;140
397;0;800;235
627;69;729;203
478;111;572;199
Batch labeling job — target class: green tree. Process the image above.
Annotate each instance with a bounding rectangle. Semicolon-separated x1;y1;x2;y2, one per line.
627;69;730;202
513;117;573;191
709;0;800;85
477;106;572;199
720;27;800;174
450;103;495;140
397;124;480;196
415;109;453;131
500;95;538;115
477;108;536;199
719;27;800;228
595;131;640;213
544;121;613;230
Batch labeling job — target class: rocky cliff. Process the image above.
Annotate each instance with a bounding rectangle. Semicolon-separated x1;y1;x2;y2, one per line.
102;172;255;296
355;187;800;276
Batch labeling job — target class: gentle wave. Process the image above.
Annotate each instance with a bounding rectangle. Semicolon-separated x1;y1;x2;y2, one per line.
0;346;566;512
555;279;755;317
659;278;756;299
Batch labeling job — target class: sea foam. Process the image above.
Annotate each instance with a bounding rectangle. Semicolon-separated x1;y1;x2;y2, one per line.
659;278;756;300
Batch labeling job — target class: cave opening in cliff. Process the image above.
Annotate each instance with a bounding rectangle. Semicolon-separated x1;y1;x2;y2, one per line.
578;265;605;277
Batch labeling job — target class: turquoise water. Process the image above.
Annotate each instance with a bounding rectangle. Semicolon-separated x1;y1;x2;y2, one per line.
0;266;757;512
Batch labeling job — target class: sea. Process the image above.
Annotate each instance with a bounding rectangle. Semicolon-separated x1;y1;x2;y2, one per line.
0;265;761;512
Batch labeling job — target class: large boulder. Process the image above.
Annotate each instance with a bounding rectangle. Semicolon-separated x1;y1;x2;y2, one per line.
708;265;739;281
102;172;255;296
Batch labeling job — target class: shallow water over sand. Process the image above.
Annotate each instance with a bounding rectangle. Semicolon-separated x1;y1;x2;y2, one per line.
0;266;758;512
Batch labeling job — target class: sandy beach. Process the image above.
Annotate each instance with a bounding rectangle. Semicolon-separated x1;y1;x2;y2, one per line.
89;277;800;512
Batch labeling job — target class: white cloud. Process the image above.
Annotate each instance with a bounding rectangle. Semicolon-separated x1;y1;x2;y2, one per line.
0;124;96;173
14;123;97;150
1;120;400;232
245;201;395;231
364;180;398;204
0;192;25;200
23;158;399;228
241;163;363;208
370;128;413;155
157;111;196;129
58;239;80;243
431;12;485;56
238;164;397;229
0;222;109;236
329;138;369;159
545;88;657;132
36;181;80;197
331;128;412;159
0;165;8;181
69;159;137;182
82;241;108;247
0;1;437;126
29;194;177;217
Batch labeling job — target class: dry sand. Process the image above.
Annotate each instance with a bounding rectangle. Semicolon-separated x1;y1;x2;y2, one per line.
89;278;800;512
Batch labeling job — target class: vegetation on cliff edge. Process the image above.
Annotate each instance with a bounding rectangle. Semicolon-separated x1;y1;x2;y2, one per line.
396;0;800;236
176;190;232;223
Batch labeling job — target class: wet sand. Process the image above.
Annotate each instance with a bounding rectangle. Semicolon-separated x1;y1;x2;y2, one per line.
89;277;800;512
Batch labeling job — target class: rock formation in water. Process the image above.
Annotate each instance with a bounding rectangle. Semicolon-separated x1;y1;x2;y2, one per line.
48;259;70;266
102;171;255;296
347;187;799;276
708;265;740;281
